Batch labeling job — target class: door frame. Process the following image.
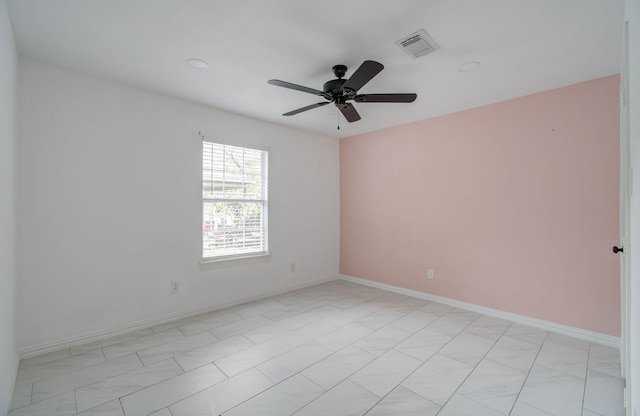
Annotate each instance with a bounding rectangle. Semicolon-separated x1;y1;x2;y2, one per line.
620;19;632;415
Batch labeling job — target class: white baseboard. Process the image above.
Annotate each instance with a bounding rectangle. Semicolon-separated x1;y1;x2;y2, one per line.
18;277;338;359
19;274;620;359
340;274;620;348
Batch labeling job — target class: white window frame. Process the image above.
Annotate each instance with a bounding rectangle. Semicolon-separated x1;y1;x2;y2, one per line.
202;140;269;262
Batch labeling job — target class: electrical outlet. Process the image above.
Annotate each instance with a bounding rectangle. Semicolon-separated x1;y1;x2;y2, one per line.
170;281;179;294
290;262;296;272
427;269;434;279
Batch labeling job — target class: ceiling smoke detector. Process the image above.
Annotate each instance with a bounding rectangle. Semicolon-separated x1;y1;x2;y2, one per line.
395;29;440;59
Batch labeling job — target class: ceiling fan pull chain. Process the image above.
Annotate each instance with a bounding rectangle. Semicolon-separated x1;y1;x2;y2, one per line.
337;111;340;130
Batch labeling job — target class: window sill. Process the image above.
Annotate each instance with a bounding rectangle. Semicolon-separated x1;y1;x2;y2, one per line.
200;252;271;266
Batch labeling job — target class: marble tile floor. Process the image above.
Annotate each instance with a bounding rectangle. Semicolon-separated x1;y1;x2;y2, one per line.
8;280;625;416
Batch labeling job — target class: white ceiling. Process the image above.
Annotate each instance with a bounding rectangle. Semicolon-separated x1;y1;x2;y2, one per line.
6;0;625;139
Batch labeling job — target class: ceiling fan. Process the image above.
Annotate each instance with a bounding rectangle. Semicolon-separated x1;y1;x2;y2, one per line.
268;60;417;124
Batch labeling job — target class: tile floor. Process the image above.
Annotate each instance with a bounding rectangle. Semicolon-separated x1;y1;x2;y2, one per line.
8;280;625;416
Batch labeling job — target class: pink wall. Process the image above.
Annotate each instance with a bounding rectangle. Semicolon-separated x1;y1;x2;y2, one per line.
341;75;621;336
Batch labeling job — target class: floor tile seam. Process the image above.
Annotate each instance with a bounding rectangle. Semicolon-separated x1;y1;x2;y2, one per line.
134;351;149;369
9;390;75;414
463;325;510;342
361;386;441;416
542;338;591;352
204;333;256;351
15;355;110;389
174;335;256;372
358;388;401;415
388;321;431;334
254;365;308;390
354;346;434;392
427;314;487;359
255;344;337;383
213;341;295;376
362;308;415;329
580;343;593;413
241;329;289;345
135;334;225;367
116;397;127;416
175;325;191;338
481;356;533;376
507;331;548;415
581;405;606;416
515;397;563;416
511;402;556;416
18;349;72;369
165;367;272;416
274;324;338;348
28;353;145;405
18;349;105;371
113;361;228;414
104;337;190;361
150;324;187;334
7;389;21;412
8;383;33;412
425;330;518;414
585;342;623;378
497;332;544;348
107;327;188;346
348;343;465;406
169;356;188;375
286;305;343;325
69;334;152;357
208;328;262;342
585;366;624;379
308;341;381;384
451;392;511;415
533;361;588;380
24;383;33;411
318;323;376;348
73;358;187;410
232;311;277;321
361;324;414;351
208;315;274;335
424;311;482;338
319;308;377;328
223;372;322;416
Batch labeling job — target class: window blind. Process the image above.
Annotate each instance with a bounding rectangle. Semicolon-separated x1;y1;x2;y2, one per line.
202;141;268;260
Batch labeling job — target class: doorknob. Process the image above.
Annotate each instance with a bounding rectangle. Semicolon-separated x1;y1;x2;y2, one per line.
613;246;624;254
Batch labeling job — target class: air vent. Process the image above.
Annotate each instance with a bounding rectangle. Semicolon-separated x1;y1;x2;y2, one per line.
395;29;439;58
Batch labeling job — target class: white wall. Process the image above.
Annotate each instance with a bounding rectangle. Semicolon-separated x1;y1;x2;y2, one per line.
0;0;17;413
625;1;640;414
16;58;340;352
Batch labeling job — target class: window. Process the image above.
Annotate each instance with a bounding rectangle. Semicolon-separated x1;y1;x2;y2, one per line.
202;141;268;261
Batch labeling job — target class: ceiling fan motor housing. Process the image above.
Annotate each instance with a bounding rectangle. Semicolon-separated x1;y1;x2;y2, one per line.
332;64;348;78
323;78;347;97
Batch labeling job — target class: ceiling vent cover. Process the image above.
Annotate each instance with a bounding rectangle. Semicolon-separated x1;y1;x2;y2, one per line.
396;29;439;58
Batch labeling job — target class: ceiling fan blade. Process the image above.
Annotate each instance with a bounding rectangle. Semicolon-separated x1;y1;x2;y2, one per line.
268;79;331;100
339;103;361;122
341;60;384;93
282;102;330;116
354;93;417;103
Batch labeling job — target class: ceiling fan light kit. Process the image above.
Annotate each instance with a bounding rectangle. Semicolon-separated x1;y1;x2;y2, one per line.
268;60;417;124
